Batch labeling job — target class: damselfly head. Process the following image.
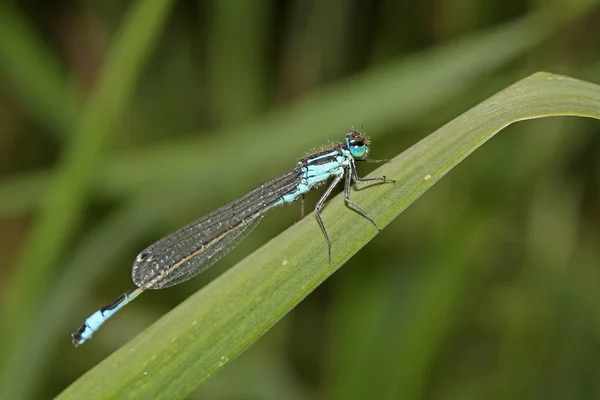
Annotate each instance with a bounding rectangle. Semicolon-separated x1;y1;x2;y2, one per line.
345;130;370;160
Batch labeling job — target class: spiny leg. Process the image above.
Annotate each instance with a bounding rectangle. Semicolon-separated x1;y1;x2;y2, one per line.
361;158;389;164
354;175;394;184
351;157;395;185
316;174;342;263
343;167;380;230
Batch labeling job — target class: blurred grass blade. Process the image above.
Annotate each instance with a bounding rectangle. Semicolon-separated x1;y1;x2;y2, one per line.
57;73;600;400
206;0;271;124
0;10;583;216
0;2;75;140
492;182;581;398
0;0;176;397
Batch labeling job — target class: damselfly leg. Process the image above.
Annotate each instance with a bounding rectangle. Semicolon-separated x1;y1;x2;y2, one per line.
343;167;380;230
315;174;342;263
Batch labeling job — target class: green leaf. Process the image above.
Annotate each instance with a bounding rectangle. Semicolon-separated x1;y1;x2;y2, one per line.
57;73;600;399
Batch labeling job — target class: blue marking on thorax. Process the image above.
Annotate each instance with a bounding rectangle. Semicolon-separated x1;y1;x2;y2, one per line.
307;166;345;185
304;150;339;164
306;160;339;175
271;149;353;209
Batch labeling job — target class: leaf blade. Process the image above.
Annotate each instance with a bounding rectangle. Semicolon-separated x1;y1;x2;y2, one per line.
58;73;600;399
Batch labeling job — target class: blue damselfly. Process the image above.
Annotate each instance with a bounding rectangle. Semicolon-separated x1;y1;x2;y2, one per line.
72;131;393;346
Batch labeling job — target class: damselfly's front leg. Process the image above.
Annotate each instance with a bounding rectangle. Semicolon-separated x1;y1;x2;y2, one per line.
351;157;395;185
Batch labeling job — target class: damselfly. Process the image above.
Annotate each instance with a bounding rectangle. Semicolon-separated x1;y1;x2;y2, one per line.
72;131;393;346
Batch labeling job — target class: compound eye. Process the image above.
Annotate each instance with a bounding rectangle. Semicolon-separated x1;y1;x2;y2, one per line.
350;143;367;159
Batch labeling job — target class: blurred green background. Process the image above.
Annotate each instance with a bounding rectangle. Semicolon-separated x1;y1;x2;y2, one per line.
1;0;600;399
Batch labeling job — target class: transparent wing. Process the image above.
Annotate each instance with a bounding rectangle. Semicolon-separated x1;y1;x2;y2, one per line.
131;168;301;289
145;214;265;289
